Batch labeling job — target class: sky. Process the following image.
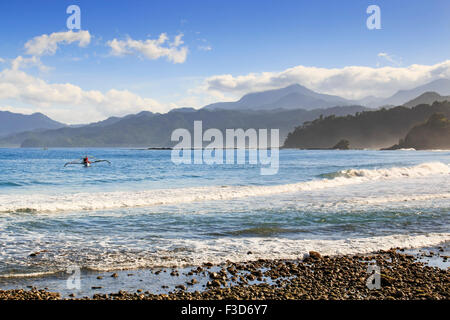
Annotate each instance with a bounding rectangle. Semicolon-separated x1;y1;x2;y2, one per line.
0;0;449;124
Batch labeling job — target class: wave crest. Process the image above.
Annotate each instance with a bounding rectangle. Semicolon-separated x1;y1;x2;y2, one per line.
1;162;448;214
334;162;450;179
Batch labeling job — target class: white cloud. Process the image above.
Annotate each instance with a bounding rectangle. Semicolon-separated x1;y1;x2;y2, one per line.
107;33;188;63
198;45;212;51
0;105;36;115
198;60;450;100
11;55;49;72
0;30;179;123
377;52;402;66
0;67;167;124
24;30;91;56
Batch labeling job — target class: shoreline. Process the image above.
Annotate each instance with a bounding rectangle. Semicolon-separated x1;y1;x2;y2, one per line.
0;244;448;300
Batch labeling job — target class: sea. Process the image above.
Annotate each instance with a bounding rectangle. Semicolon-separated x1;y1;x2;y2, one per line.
0;148;449;285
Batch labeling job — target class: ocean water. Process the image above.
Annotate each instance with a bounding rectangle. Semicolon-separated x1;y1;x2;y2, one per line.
0;148;449;279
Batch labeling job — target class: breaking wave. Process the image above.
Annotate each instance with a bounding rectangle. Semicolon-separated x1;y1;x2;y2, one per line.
1;233;448;276
0;162;448;214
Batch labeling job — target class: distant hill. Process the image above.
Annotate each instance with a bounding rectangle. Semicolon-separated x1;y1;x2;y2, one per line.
203;84;356;111
403;91;450;108
203;79;450;111
85;111;156;128
0;111;65;137
384;113;450;150
0;106;368;148
360;79;450;107
283;101;450;150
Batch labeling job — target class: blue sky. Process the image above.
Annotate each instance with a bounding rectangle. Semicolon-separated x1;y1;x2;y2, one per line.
0;0;449;123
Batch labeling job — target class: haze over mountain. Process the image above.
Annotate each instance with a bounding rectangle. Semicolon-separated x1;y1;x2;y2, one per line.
203;79;450;111
361;79;450;108
0;111;65;137
403;92;450;108
203;84;356;111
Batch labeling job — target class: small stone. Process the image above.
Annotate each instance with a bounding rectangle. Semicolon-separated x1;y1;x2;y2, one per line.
309;251;322;259
209;272;221;279
111;273;119;278
251;270;263;277
381;274;395;286
246;274;256;281
211;280;221;287
175;285;186;291
96;276;103;279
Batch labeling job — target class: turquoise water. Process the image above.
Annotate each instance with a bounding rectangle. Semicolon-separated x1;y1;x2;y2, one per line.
0;148;449;277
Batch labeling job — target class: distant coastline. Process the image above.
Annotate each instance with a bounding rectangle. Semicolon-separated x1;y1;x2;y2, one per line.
283;101;450;150
382;113;450;150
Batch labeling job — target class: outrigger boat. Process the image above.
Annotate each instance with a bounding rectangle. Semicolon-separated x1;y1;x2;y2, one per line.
64;156;111;167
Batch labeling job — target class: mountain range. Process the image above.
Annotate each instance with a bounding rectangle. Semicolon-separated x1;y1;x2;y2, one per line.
203;79;450;111
0;106;367;148
360;79;450;107
0;111;65;137
203;84;354;111
403;91;450;108
1;78;450;147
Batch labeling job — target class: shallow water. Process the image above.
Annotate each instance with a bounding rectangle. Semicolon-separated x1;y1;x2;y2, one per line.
0;148;449;279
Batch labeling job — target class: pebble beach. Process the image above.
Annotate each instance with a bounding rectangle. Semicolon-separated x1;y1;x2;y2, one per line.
1;246;448;300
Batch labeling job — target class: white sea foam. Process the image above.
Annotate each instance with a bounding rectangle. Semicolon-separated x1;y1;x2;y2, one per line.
1;233;448;276
164;233;450;268
335;161;449;179
0;271;61;278
342;193;450;205
0;162;448;214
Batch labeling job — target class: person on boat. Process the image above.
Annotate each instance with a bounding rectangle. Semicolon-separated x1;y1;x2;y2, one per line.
83;156;91;165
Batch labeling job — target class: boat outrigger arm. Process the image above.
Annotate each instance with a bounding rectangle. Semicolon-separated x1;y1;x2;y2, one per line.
64;159;111;167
